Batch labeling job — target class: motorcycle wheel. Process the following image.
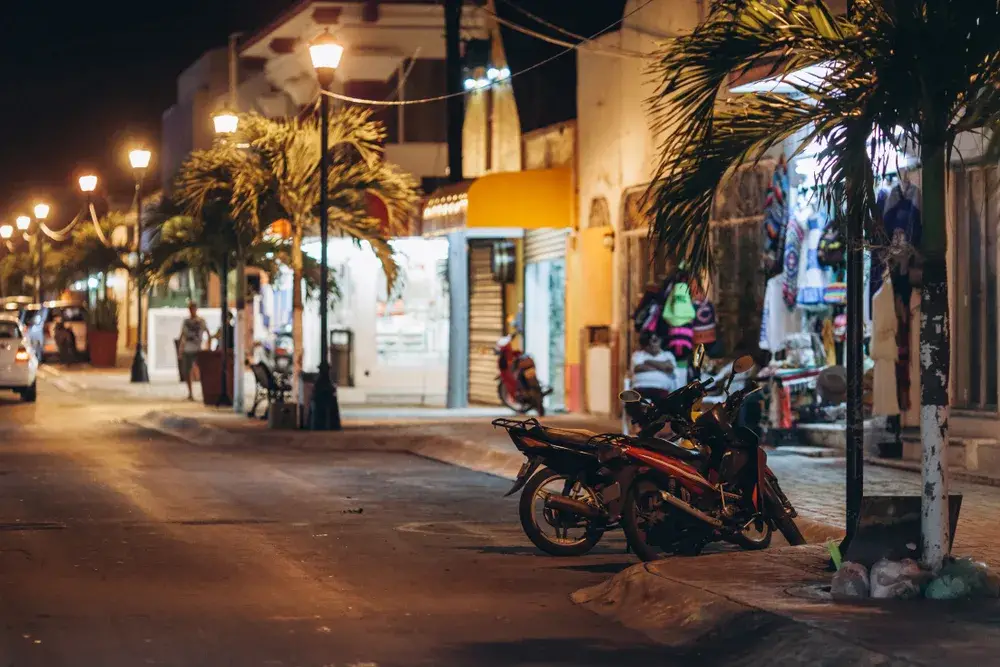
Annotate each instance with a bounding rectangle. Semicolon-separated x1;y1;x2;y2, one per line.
498;382;531;414
764;487;806;546
729;517;773;551
621;477;670;562
518;467;603;557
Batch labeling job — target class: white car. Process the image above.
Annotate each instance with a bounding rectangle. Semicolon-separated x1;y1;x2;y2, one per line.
0;315;37;402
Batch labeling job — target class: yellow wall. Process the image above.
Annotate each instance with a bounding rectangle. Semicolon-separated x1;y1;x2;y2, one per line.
578;227;613;328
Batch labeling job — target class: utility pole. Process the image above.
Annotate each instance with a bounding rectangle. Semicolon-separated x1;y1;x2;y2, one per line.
444;0;464;182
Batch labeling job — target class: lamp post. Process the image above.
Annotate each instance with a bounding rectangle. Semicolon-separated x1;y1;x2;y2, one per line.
32;204;49;304
308;30;345;431
128;148;151;383
213;107;239;411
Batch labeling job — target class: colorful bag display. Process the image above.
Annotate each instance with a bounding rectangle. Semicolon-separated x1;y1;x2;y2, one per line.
666;325;694;359
823;282;847;305
692;300;717;345
662;283;697;327
817;222;845;268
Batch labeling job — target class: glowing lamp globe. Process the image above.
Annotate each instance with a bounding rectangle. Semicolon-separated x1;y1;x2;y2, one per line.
33;203;49;220
129;149;152;170
309;31;344;87
0;225;12;240
213;110;239;135
79;175;98;193
16;216;30;231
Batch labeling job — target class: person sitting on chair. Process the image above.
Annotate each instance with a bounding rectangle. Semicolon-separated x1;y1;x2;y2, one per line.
627;332;683;428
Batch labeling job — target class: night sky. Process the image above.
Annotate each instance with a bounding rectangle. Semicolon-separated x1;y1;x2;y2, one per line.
0;0;290;222
0;0;625;225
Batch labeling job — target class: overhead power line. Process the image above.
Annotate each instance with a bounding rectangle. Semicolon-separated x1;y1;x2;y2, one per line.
322;0;661;108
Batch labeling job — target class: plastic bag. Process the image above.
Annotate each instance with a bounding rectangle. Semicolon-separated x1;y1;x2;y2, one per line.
831;561;870;600
927;558;1000;600
870;558;925;600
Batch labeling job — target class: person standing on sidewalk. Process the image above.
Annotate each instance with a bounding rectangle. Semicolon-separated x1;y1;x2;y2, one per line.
179;302;209;400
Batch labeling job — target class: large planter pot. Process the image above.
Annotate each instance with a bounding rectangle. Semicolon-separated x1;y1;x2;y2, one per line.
89;330;118;368
196;350;234;406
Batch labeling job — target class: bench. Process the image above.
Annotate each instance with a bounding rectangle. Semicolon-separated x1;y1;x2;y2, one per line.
248;362;292;419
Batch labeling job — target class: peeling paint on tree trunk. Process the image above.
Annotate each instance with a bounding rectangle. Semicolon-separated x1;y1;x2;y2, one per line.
918;144;950;572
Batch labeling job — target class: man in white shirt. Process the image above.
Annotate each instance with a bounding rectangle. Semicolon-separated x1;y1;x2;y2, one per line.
632;332;683;393
179;301;209;400
626;332;684;430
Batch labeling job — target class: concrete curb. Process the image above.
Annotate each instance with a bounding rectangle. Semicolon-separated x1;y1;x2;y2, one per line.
571;549;917;665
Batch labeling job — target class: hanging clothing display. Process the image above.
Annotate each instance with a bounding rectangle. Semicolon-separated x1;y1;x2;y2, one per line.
894;279;913;413
797;213;827;306
871;278;900;416
822;318;837;367
883;180;923;250
781;218;805;309
762;157;790;278
760;276;799;352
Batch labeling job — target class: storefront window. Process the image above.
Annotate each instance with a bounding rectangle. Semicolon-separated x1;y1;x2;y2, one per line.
374;238;450;367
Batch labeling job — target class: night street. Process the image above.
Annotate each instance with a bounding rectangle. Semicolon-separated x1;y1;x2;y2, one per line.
0;381;672;667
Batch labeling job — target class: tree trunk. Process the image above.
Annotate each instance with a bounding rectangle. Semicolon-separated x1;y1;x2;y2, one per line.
291;224;305;408
919;142;951;571
233;255;246;414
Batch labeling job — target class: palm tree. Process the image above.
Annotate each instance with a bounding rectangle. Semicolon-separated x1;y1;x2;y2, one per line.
644;0;1000;569
174;107;419;403
56;212;132;298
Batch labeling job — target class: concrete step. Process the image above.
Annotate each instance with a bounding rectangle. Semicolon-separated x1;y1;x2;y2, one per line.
900;435;999;473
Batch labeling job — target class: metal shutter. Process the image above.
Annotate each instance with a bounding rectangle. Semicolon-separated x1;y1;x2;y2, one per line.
468;244;504;404
524;229;569;264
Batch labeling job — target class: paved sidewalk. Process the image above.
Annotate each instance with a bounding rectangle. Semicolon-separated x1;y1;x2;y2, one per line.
574;544;1000;665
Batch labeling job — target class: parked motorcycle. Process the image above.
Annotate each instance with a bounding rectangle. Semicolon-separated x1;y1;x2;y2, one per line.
493;416;632;556
493;361;710;557
495;329;549;416
605;355;805;561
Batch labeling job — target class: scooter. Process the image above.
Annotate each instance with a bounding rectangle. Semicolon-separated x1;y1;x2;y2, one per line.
495;327;549;416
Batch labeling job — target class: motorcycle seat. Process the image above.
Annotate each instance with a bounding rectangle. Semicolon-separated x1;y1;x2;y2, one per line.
536;427;600;449
639;436;705;462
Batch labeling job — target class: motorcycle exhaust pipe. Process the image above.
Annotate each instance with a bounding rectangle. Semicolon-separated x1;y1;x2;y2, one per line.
658;491;723;528
544;495;604;520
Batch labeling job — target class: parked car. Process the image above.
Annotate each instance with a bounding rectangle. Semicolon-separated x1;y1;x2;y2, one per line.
0;315;38;402
21;301;89;362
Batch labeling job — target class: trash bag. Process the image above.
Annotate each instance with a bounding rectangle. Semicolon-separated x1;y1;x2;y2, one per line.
927;558;1000;600
832;561;870;600
870;558;926;600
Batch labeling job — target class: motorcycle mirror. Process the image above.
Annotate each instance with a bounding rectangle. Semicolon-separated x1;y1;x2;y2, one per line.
619;389;642;403
732;354;755;375
692;344;706;372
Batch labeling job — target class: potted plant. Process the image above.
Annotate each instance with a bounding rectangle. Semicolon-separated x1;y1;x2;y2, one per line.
88;299;119;368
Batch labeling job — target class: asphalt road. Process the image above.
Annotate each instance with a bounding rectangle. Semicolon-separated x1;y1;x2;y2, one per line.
0;381;672;666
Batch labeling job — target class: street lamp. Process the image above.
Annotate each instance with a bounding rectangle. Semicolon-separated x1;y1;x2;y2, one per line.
307;30;344;431
128;148;151;383
0;225;12;240
79;174;98;193
212;110;239;136
31;203;49;303
16;215;30;232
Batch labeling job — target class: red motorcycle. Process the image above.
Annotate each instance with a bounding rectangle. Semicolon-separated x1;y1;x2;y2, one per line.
601;355;805;560
495;331;549;416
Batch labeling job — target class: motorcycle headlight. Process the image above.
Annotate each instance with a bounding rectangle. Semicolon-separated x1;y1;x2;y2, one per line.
597;444;623;464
